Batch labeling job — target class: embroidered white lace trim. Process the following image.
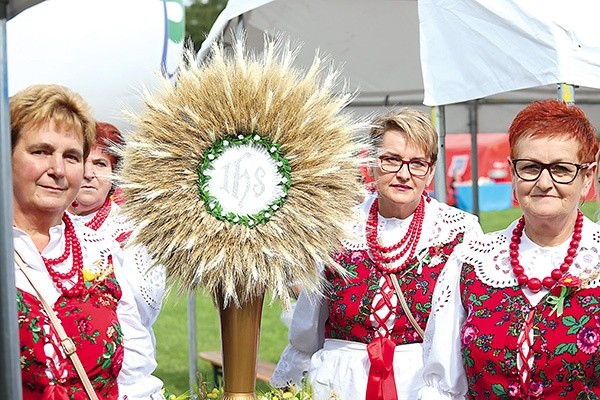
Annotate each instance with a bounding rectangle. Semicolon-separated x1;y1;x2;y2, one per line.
70;202;165;311
454;217;600;289
341;193;478;251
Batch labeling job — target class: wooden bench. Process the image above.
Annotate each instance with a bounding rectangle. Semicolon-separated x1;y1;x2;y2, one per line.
199;351;276;387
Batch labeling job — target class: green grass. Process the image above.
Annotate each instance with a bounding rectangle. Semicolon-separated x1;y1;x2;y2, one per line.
479;202;598;232
154;292;287;395
153;202;600;395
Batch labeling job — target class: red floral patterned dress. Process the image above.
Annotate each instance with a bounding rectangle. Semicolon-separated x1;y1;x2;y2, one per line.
270;195;482;399
460;262;600;399
421;217;600;400
18;273;124;399
325;235;463;345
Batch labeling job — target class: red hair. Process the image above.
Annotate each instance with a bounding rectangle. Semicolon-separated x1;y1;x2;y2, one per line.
508;99;598;162
95;122;123;169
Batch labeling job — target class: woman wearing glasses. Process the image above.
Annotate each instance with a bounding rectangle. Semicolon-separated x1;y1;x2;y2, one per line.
420;99;600;399
270;108;483;400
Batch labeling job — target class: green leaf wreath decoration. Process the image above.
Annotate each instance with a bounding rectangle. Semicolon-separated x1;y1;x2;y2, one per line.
197;132;291;227
116;37;367;306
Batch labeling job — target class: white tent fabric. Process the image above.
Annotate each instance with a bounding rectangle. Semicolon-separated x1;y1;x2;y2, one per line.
7;0;185;129
198;0;600;134
419;0;600;106
199;0;424;105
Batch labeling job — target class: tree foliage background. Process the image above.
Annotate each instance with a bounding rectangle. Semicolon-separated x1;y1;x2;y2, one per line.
185;0;228;51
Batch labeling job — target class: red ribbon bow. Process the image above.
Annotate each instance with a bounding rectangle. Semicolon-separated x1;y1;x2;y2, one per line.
43;383;70;400
366;335;398;400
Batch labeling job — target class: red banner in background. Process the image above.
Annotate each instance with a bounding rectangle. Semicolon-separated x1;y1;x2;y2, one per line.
442;133;511;206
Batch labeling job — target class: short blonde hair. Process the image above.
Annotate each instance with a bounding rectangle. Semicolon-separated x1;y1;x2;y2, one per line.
10;84;96;158
368;107;438;164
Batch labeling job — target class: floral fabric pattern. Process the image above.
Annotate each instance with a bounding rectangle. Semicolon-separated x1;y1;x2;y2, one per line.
460;262;600;399
325;234;463;345
18;272;124;400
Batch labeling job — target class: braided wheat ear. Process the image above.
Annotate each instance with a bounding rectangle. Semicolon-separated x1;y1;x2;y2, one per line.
115;35;368;307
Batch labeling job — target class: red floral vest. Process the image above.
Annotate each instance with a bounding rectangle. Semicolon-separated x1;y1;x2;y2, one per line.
324;234;463;345
18;273;124;399
460;262;600;399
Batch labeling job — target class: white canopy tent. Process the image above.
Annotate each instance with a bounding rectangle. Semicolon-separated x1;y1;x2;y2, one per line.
199;0;600;131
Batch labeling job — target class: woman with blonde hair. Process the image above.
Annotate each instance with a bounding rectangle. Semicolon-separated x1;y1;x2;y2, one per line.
271;107;483;400
12;84;163;399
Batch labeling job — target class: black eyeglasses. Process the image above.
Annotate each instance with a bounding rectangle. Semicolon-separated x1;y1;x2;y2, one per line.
511;158;590;184
378;156;432;177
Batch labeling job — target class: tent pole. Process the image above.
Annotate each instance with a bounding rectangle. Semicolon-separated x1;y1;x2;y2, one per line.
187;292;198;399
235;13;244;40
431;106;447;203
558;83;575;104
469;100;480;216
0;2;24;398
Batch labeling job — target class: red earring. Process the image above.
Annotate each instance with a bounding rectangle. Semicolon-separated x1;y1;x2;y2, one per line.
71;200;79;208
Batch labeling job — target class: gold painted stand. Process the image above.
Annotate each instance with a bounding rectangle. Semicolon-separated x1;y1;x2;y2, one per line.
218;291;265;400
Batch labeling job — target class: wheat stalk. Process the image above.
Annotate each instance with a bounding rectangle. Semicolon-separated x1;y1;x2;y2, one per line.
115;36;368;307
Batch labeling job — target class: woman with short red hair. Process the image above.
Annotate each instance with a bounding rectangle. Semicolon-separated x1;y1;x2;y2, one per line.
421;99;600;399
68;121;165;398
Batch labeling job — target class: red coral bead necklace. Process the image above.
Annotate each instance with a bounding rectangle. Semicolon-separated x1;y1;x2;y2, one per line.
42;213;85;297
366;195;427;273
510;210;583;293
85;197;111;231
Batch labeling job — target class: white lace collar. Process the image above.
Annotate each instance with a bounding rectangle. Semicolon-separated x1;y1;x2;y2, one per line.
455;216;600;289
68;201;130;242
341;193;478;252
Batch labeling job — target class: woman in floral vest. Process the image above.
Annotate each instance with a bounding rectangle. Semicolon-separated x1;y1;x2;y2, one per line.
68;122;166;352
270;108;483;400
12;84;162;399
420;99;600;399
